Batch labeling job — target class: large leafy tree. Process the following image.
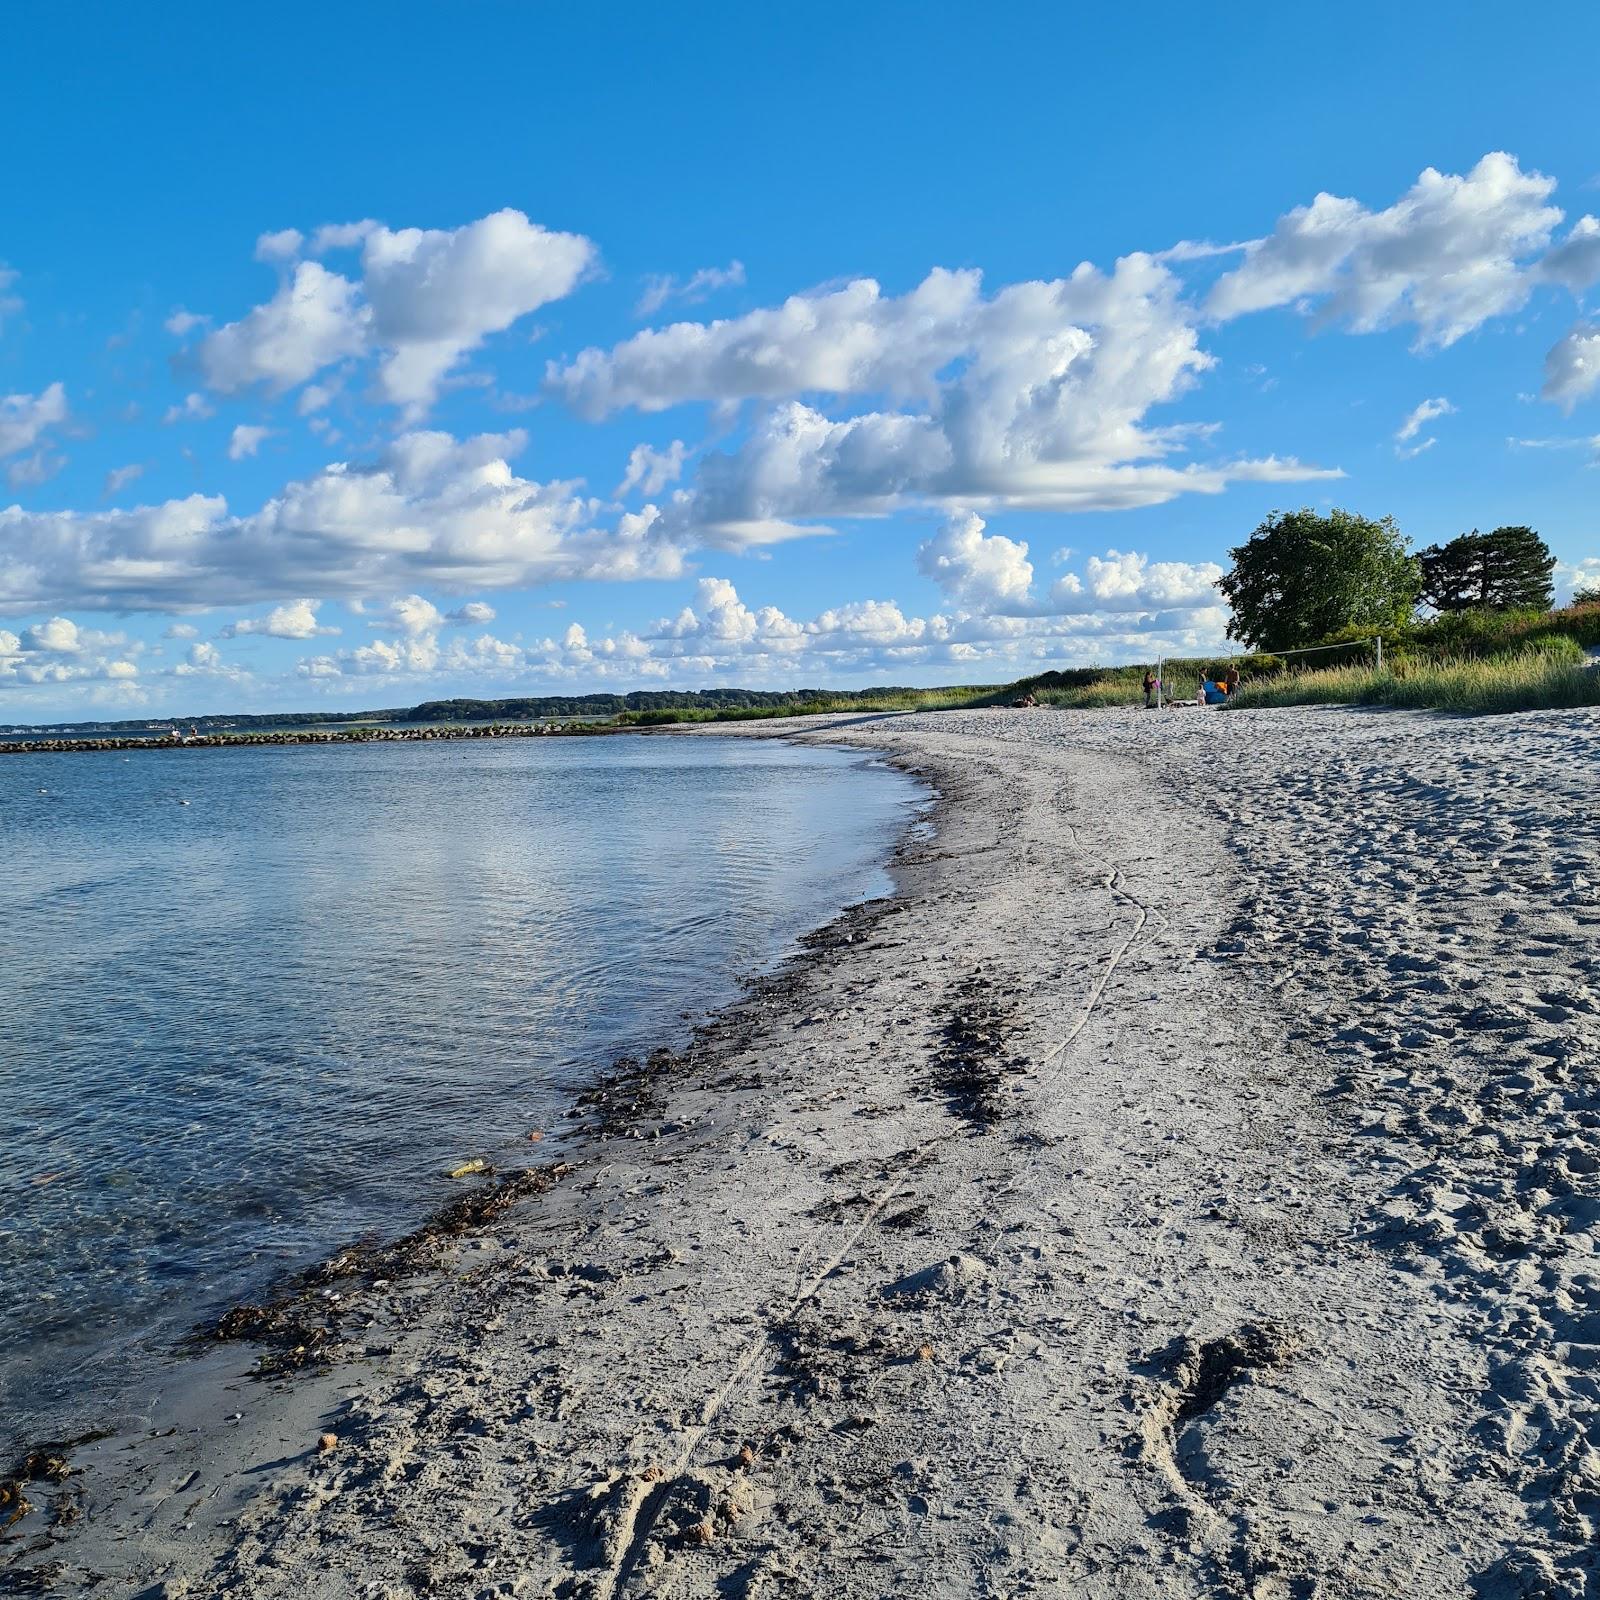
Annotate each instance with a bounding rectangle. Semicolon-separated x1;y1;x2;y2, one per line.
1219;508;1420;650
1419;526;1556;612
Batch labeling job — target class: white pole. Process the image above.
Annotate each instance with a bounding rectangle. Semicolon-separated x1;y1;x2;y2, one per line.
1375;635;1383;674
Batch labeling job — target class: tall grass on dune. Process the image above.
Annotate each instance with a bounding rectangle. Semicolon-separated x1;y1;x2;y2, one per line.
1226;643;1600;716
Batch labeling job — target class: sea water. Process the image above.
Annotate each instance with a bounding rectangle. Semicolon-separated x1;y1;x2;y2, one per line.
0;733;925;1443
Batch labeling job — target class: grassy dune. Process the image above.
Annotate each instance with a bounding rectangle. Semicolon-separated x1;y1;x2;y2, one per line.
1227;643;1600;716
1018;604;1600;717
607;604;1600;725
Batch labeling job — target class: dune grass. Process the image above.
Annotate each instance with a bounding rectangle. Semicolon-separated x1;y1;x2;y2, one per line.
1226;643;1600;716
1020;657;1266;709
1017;605;1600;716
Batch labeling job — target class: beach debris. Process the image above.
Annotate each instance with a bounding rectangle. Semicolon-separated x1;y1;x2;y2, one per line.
684;1516;716;1546
316;1432;338;1453
446;1158;489;1179
573;1049;674;1138
526;1129;543;1142
930;972;1028;1128
915;1343;936;1362
17;1452;71;1484
774;1308;894;1403
735;1443;757;1469
1;1442;91;1531
197;1162;571;1378
0;1482;32;1528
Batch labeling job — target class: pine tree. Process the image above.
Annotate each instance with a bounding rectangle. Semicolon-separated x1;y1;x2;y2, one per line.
1419;526;1555;612
1418;534;1482;611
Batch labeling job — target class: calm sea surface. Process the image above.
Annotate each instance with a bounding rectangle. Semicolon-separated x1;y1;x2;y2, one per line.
0;733;925;1443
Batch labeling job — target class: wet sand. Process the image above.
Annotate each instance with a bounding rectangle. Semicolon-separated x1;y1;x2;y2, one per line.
4;705;1597;1599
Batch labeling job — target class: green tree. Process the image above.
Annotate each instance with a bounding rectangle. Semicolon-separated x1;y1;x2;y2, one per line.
1419;526;1555;612
1569;583;1599;607
1219;507;1420;650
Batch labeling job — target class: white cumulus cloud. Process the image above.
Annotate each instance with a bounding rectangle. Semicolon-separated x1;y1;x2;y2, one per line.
0;614;143;695
222;598;338;639
1544;324;1600;408
917;512;1035;612
617;439;688;496
1207;152;1563;347
228;424;273;460
103;463;145;497
21;616;82;653
0;382;68;460
0;430;681;615
550;259;1339;543
195;210;596;416
163;391;215;424
199;262;368;396
254;228;305;264
374;594;443;636
1542;215;1600;293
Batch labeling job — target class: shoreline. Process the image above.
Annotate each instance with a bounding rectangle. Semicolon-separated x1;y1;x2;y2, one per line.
4;705;1597;1598
2;720;947;1592
1;732;927;1461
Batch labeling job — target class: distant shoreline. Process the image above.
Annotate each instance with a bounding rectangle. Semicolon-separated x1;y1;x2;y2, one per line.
0;720;638;755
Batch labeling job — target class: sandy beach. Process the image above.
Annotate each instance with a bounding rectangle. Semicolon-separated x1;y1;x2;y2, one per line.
5;705;1598;1600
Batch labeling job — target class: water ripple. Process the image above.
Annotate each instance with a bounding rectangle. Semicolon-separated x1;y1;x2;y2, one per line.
0;734;926;1443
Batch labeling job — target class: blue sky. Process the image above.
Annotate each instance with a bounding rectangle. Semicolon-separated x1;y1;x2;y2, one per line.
3;0;1598;720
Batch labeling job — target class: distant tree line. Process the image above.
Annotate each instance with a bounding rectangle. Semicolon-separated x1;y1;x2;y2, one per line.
405;686;933;722
18;685;951;737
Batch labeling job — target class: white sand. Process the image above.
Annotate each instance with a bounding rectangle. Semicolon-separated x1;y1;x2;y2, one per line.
5;704;1597;1599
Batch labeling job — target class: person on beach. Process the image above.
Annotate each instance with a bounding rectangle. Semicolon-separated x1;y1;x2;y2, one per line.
1223;665;1241;695
1142;669;1158;709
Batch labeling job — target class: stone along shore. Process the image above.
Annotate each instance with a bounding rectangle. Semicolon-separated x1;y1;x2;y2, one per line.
0;721;619;755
